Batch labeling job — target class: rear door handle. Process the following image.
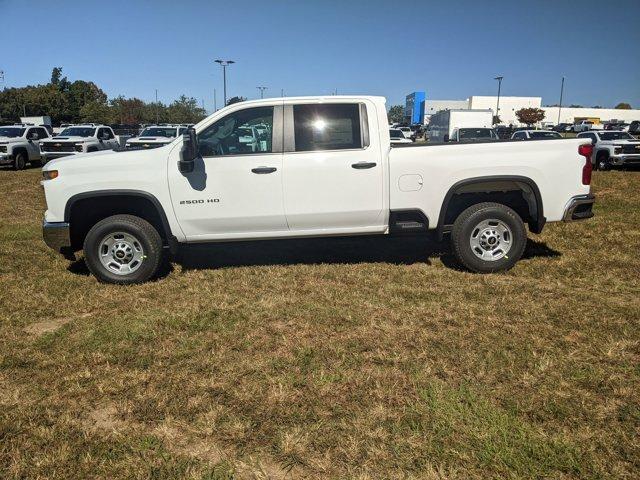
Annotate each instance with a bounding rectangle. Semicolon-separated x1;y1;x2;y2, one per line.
351;162;377;169
251;166;277;174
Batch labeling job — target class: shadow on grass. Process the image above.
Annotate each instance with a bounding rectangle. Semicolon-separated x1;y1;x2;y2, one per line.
67;235;560;277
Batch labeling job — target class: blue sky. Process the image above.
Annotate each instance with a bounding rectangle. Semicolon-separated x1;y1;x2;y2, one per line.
1;0;639;111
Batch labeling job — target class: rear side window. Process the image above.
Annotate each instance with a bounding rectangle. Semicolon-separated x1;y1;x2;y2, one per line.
293;104;362;152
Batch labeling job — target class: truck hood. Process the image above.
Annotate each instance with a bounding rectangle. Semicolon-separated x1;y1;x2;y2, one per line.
44;144;172;172
599;139;640;146
127;136;174;143
0;137;26;144
44;136;94;143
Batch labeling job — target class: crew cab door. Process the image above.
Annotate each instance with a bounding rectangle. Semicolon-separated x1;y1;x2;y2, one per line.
167;103;287;239
281;101;385;232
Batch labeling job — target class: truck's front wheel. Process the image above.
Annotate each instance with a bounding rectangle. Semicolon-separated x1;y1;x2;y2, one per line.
13;151;27;170
451;202;527;273
83;214;163;284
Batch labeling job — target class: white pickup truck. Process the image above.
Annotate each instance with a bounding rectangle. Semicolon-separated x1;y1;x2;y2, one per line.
0;124;51;169
41;96;596;284
126;125;189;150
40;125;119;161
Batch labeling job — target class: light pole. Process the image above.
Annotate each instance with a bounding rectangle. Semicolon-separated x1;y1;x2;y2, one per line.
256;86;267;99
214;59;235;106
494;76;503;124
557;76;565;125
155;89;159;124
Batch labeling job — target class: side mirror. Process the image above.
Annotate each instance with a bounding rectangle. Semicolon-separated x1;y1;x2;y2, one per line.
178;127;198;174
100;134;110;141
443;134;450;143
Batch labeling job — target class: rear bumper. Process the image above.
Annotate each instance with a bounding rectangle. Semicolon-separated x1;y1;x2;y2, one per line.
43;221;71;253
563;194;595;222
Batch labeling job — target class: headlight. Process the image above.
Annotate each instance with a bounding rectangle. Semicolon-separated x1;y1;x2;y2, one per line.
42;170;59;180
75;144;83;152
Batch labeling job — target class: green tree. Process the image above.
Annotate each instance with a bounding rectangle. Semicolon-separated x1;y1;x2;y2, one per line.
167;95;206;123
79;101;111;124
515;107;545;126
615;102;632;109
387;105;404;123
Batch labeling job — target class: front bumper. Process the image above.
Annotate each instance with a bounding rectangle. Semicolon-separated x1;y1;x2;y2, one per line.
563;194;595;222
610;154;640;166
43;221;71;253
0;153;14;165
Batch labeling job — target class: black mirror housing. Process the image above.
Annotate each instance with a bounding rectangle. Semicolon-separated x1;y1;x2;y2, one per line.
178;128;198;173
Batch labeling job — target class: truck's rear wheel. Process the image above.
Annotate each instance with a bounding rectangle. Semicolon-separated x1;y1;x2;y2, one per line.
13;151;27;170
83;214;163;284
451;202;527;273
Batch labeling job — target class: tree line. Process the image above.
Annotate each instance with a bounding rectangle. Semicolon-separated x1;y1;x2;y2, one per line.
0;68;207;126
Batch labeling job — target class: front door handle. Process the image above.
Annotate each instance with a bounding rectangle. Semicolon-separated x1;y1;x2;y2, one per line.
351;162;377;169
251;166;277;174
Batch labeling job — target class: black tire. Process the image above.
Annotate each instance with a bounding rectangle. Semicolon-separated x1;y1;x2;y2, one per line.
451;202;527;273
83;214;163;284
596;151;610;171
13;151;27;170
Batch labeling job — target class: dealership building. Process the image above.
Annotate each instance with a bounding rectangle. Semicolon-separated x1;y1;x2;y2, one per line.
405;91;640;126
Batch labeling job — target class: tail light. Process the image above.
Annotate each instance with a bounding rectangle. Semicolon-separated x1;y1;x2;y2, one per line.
578;144;593;185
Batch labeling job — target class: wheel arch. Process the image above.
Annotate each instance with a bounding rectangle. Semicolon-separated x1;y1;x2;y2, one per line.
64;190;177;252
436;175;544;239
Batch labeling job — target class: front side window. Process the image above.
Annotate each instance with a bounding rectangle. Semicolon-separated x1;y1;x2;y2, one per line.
198;106;273;156
293;103;362;152
389;129;404;139
529;131;562;139
459;128;493;139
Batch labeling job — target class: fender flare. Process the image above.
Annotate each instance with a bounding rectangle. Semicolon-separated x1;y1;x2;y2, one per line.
436;175;545;239
64;189;178;252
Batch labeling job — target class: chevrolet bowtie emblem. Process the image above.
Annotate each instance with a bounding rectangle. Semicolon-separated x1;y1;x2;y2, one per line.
55;143;61;147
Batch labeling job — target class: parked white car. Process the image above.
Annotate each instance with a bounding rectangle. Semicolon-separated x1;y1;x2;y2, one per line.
398;126;413;140
41;95;595;284
576;130;640;170
389;129;412;144
573;120;603;133
511;130;562;140
40;125;119;161
0;124;50;169
126;125;188;150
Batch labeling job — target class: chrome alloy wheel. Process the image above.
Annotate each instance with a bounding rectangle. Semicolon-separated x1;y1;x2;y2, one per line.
98;232;145;275
469;219;513;261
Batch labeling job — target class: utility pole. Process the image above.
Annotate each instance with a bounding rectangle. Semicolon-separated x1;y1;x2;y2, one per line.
155;89;159;124
214;89;217;111
557;76;565;125
281;88;284;97
214;59;235;106
0;70;4;120
256;86;267;99
494;76;503;124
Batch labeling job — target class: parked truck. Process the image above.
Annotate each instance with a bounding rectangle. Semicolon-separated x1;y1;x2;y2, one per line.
0;124;51;169
39;125;120;161
41;96;595;284
428;109;495;143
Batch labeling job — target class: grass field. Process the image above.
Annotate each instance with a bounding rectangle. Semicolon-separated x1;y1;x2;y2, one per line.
0;166;638;479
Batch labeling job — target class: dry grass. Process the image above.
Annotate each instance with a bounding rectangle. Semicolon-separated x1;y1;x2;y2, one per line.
0;166;638;479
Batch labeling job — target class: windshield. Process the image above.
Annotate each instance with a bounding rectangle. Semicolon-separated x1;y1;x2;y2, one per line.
140;127;177;138
459;128;494;139
389;129;404;138
599;132;634;141
0;127;25;138
60;127;95;137
529;131;562;139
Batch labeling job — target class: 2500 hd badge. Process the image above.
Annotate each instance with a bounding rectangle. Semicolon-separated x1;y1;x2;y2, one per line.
179;198;220;205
